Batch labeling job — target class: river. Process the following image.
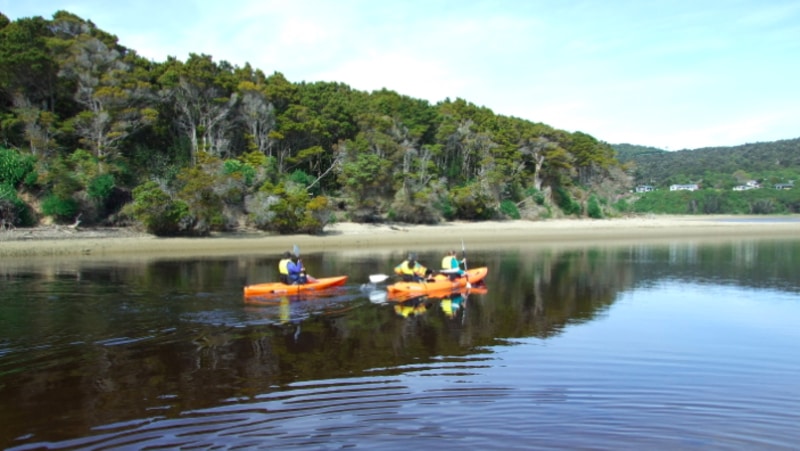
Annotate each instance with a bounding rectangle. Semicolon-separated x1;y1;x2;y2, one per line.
2;237;799;449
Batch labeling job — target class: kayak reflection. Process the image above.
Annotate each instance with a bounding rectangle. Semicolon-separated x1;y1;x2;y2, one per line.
392;286;488;319
243;290;355;326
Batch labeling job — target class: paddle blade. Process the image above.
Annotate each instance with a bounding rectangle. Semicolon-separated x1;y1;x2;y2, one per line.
369;290;388;304
369;274;390;283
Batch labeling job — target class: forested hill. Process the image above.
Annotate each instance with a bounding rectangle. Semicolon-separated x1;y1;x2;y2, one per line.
2;11;797;235
613;138;800;187
0;10;630;235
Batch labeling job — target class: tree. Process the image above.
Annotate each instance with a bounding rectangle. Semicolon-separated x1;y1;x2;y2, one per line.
161;53;238;165
238;81;275;154
55;24;155;165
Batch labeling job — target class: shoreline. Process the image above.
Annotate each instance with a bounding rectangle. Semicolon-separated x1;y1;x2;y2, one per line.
1;215;799;259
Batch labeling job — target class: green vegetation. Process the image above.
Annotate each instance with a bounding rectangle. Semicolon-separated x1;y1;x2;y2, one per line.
616;140;800;215
1;11;798;236
632;187;800;215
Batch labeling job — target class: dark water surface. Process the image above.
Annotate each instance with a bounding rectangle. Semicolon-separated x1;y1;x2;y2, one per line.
2;238;800;450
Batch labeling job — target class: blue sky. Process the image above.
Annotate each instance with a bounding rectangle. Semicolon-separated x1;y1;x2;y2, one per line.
3;0;799;150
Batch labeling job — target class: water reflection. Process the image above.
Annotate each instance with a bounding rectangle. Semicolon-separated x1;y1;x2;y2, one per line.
2;238;800;449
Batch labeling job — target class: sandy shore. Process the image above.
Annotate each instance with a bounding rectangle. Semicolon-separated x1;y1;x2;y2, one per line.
1;215;799;259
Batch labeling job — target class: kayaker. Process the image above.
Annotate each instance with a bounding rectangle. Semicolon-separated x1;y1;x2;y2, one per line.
287;254;308;284
278;251;292;284
394;253;433;282
441;250;466;280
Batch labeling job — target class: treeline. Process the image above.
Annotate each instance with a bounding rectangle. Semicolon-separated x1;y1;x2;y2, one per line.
614;138;800;189
0;10;629;235
614;139;800;215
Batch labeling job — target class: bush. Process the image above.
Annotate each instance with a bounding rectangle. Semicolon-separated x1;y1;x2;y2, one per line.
526;187;546;206
587;195;603;219
613;198;631;213
450;183;495;220
41;194;79;222
88;173;115;202
299;195;331;234
499;199;521;219
0;148;37;188
0;183;35;227
554;186;581;216
128;181;196;236
390;188;441;224
223;158;256;186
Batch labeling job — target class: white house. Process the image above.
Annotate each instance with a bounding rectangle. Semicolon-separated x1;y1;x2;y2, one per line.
733;180;760;191
669;184;699;191
635;185;655;193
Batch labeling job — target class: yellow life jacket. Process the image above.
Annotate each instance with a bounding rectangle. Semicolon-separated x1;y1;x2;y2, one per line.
442;255;458;270
395;260;427;277
278;258;290;275
395;260;414;275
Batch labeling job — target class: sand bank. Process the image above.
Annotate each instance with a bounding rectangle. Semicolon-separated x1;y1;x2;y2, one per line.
1;215;798;259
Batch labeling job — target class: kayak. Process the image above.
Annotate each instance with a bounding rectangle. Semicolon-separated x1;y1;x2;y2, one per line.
386;267;488;296
243;275;348;298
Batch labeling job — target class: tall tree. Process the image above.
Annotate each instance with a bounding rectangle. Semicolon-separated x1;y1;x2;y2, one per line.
238;81;275;154
160;54;238;165
52;13;155;165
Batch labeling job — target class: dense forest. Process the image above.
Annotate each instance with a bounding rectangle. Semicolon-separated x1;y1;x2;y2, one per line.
1;11;798;236
0;10;630;235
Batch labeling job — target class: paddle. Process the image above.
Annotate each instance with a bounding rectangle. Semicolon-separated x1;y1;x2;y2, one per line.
461;239;471;288
369;274;391;283
292;244;316;283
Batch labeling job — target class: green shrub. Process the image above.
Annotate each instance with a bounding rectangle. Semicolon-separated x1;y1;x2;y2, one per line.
450;183;495;220
0;148;36;187
499;199;521;219
554;186;581;216
613;198;630;213
223;158;257;186
41;194;79;222
587;195;603;219
526;187;546;206
128;181;196;236
299;195;331;234
0;183;35;227
88;173;115;201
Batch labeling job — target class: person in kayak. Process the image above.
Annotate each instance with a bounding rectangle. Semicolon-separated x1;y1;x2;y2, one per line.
278;251;292;284
394;253;433;282
441;250;466;280
287;254;309;284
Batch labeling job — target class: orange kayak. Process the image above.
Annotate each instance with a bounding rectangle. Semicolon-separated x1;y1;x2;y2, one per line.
244;275;348;298
386;267;488;296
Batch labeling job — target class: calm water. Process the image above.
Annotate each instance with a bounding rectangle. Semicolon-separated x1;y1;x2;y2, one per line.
2;237;800;450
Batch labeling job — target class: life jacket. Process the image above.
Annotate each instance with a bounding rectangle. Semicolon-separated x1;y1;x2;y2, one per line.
278;258;290;275
442;255;458;270
395;260;417;275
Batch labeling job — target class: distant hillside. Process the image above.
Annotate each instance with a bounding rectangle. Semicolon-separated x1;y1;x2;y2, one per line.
612;138;800;186
611;143;667;162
